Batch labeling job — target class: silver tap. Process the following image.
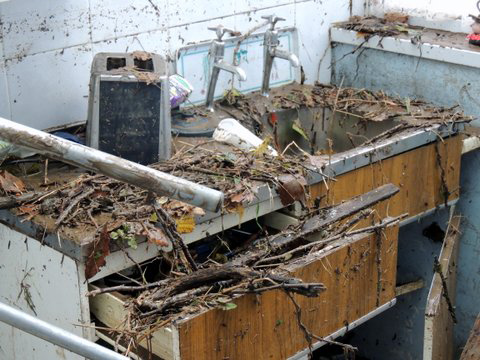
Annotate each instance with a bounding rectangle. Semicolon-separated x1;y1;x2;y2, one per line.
205;25;247;112
261;15;300;97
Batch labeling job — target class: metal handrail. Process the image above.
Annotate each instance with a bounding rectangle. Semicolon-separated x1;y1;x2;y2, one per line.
0;117;224;212
0;301;128;360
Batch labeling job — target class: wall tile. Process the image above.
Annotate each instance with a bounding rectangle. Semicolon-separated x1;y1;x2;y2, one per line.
0;0;90;59
235;0;294;14
234;3;296;32
5;45;92;129
167;16;237;57
167;0;236;28
91;28;170;57
295;0;351;83
90;0;168;43
0;62;11;119
0;29;4;60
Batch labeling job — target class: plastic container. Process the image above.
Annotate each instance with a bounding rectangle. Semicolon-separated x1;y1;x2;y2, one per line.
213;118;278;156
169;74;194;108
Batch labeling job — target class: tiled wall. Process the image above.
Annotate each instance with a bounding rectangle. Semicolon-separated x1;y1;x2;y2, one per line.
0;0;364;129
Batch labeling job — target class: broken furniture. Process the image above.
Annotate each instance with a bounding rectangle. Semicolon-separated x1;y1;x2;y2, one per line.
86;52;171;164
261;15;300;97
0;84;469;359
205;25;247;112
424;213;461;360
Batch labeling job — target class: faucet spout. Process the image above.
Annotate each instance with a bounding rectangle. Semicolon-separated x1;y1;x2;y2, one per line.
273;48;300;68
215;60;247;81
261;20;301;97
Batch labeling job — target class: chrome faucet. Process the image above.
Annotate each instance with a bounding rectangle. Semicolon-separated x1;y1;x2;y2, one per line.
261;15;300;97
205;25;247;111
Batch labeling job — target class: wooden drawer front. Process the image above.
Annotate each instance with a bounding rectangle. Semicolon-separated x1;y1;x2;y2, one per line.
177;224;398;360
310;136;461;221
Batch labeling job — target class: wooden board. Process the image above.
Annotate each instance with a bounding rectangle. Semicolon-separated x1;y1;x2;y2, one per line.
309;135;462;222
460;314;480;360
90;289;178;360
423;215;461;360
176;224;399;360
90;224;399;360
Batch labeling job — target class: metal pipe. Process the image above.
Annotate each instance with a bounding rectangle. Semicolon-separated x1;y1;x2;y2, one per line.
0;117;224;212
0;301;128;360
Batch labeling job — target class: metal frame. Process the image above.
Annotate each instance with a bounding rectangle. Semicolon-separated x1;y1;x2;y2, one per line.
0;117;223;213
399;198;459;227
0;301;128;360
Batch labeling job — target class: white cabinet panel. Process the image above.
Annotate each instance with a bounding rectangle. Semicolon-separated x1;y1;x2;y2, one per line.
0;0;90;59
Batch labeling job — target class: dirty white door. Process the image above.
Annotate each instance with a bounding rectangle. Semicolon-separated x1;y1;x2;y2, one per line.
0;223;91;360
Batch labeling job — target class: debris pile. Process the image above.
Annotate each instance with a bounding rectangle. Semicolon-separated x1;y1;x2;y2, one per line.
221;83;470;140
86;184;401;356
339;15;412;38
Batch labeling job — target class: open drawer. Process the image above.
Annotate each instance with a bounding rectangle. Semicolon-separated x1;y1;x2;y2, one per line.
90;222;399;360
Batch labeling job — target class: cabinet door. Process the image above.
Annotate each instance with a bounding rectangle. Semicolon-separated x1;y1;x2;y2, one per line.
423;215;461;360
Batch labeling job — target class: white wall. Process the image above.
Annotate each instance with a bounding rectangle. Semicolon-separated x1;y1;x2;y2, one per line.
368;0;478;33
0;0;365;130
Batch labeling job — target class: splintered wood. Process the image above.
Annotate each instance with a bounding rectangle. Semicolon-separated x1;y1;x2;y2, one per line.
424;214;462;360
89;184;401;359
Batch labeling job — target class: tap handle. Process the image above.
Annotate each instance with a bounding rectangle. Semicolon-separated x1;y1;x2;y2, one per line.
207;25;236;40
261;15;285;29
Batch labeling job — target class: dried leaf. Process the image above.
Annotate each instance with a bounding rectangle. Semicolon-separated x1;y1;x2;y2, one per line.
144;226;170;247
192;207;206;217
17;204;39;220
220;302;237;311
85;225;110;279
0;170;26;194
134;71;159;84
277;174;307;205
384;12;409;23
132;51;152;61
253;136;272;156
176;215;196;234
157;196;169;205
292;119;309;141
230;193;245;204
309;155;328;169
149;212;159;223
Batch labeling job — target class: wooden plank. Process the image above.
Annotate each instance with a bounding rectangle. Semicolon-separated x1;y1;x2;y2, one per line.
270;183;399;249
89;288;178;360
460;314;480;360
395;279;425;297
176;224;399;360
309;136;462;223
423;215;462;360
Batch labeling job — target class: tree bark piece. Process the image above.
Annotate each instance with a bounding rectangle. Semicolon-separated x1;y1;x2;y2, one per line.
271;183;399;250
232;183;399;267
0;191;48;209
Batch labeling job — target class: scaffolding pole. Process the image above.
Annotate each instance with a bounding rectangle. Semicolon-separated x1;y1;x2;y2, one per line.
0;301;129;360
0;117;223;212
